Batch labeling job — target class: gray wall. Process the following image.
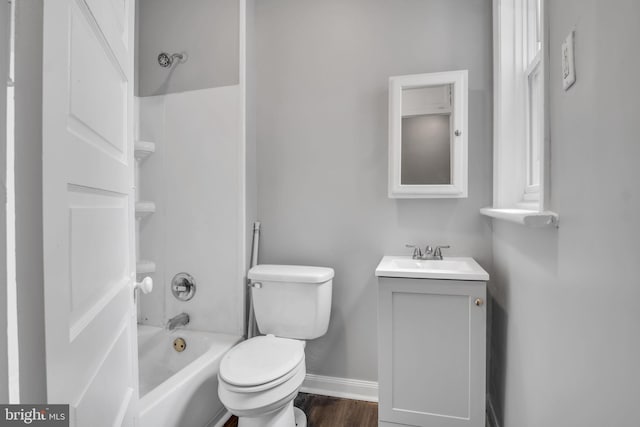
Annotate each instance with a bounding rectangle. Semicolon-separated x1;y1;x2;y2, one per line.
246;0;258;327
14;0;46;403
0;0;9;404
137;0;239;96
255;0;493;381
490;1;640;426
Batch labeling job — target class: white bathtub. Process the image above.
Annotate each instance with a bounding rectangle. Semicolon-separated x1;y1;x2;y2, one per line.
137;325;241;427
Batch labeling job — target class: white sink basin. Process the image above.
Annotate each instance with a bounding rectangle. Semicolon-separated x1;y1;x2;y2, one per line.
375;256;489;281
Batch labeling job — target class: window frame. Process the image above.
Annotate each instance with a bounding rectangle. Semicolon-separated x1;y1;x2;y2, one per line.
523;50;542;204
522;0;543;206
489;0;552;215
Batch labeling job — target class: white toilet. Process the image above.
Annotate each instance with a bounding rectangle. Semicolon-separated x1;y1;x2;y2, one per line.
218;264;334;427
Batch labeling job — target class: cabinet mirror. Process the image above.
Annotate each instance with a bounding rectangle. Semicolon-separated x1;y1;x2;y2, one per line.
388;70;468;198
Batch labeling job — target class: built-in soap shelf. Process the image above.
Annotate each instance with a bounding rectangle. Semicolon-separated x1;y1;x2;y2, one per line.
134;140;156;161
135;201;156;219
134;135;155;290
136;260;156;275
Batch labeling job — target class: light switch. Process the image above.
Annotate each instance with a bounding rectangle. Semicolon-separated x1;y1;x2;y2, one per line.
562;31;576;90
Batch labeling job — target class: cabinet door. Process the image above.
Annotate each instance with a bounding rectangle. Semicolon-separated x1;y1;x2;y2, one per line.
378;278;486;427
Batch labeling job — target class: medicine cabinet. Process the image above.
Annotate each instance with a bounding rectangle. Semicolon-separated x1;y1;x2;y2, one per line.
388;70;468;198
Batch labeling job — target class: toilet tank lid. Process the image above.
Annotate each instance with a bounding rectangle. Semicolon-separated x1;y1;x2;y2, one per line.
248;264;334;284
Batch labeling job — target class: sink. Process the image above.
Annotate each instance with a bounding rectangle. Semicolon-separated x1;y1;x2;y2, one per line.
375;256;489;281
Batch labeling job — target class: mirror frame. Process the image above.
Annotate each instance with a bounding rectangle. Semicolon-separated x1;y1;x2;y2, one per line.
388;70;468;198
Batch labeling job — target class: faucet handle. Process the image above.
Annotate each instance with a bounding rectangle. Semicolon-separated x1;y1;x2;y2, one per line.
433;245;450;259
405;244;422;259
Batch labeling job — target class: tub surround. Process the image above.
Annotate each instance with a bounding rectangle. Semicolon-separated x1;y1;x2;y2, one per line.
136;86;243;335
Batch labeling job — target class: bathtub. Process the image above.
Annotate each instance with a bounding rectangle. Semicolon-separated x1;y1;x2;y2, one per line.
137;325;242;427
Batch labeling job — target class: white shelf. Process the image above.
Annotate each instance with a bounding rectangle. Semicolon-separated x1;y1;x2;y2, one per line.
134;140;156;161
136;260;156;275
480;207;559;227
135;201;156;219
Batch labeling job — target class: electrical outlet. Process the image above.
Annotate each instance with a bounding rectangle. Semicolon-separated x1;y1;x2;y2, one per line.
562;31;576;90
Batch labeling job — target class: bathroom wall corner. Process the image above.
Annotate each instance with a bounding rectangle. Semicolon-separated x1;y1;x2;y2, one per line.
0;0;10;404
243;0;257;337
14;0;47;403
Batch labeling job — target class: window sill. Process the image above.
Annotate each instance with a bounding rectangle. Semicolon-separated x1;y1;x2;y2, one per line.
480;207;559;227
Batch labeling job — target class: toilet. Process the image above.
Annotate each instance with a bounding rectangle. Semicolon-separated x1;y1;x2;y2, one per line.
218;264;334;427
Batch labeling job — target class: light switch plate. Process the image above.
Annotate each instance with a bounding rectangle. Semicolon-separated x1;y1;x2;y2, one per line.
562;31;576;90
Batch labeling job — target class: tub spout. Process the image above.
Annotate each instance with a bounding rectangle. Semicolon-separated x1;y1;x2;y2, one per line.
166;313;189;330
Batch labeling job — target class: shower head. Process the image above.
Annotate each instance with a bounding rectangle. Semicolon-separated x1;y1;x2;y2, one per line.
158;52;186;68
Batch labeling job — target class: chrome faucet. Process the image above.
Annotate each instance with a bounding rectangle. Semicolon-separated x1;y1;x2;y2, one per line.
405;244;450;260
166;312;190;330
431;245;450;260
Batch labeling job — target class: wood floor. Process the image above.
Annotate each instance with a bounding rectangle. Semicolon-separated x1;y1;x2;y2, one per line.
223;393;378;427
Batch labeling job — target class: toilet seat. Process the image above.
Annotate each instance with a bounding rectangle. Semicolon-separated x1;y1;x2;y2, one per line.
220;358;305;394
219;335;305;390
218;358;306;418
218;336;307;419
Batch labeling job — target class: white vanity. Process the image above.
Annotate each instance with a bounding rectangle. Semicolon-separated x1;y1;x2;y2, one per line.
375;256;489;427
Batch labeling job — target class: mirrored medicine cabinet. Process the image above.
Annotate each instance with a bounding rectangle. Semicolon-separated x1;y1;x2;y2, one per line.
388;70;468;198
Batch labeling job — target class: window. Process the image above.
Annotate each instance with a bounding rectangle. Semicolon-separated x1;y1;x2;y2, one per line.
482;0;557;226
524;0;542;201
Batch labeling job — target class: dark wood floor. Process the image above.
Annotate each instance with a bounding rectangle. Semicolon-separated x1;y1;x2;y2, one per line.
223;392;378;427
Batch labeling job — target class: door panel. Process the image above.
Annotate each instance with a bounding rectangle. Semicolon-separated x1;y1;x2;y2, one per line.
378;278;486;427
391;292;471;419
68;189;128;328
84;0;129;69
75;321;134;426
43;0;137;425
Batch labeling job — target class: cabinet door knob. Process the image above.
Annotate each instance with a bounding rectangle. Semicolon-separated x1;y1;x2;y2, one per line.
474;298;483;306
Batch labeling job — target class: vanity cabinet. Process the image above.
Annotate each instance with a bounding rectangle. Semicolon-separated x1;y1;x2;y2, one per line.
377;277;486;427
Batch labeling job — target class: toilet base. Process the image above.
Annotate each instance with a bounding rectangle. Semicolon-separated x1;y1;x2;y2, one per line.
294;407;306;427
238;401;307;427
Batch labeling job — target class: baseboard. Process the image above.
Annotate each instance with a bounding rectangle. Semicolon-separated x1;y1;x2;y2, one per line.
300;373;378;402
486;394;501;427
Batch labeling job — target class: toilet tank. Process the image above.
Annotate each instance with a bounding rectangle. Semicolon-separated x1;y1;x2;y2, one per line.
248;265;333;340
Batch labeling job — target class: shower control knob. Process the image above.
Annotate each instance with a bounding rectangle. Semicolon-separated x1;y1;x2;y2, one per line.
171;272;196;301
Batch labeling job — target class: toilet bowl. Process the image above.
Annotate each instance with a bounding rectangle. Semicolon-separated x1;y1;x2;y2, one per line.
218;265;334;427
218;335;306;426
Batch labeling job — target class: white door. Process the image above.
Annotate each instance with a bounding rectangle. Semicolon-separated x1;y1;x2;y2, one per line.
42;0;137;426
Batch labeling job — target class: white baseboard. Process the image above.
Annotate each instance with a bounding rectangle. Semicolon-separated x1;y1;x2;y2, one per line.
300;373;378;403
486;394;501;427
